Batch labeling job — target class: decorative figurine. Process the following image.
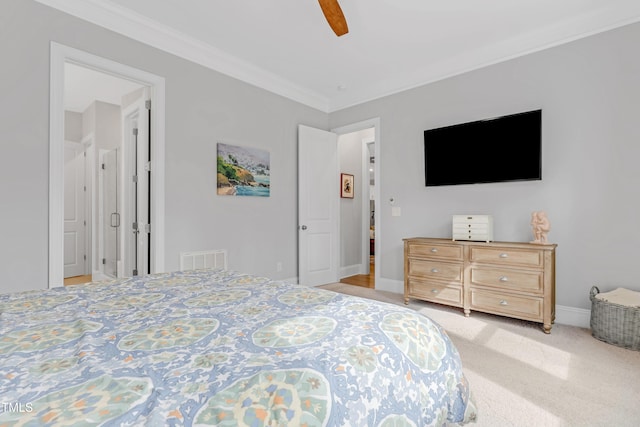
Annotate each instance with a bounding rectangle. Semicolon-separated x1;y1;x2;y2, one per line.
530;211;550;244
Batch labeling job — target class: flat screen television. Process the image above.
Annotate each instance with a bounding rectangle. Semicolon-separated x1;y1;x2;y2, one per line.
424;109;541;186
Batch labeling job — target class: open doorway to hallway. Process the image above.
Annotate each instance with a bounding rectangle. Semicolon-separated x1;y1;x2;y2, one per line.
297;119;379;288
338;129;376;289
48;42;165;288
62;63;147;286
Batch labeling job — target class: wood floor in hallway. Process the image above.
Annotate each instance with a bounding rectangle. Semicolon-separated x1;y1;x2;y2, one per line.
340;257;374;288
64;274;92;286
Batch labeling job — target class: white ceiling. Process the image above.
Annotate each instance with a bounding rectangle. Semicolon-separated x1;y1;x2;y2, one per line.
40;0;640;112
65;63;144;112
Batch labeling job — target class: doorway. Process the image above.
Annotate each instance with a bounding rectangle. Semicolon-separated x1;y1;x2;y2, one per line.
296;119;380;288
338;129;376;289
63;64;148;285
50;42;166;288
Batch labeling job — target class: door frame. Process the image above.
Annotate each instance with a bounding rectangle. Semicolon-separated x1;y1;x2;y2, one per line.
331;118;381;288
83;133;95;279
49;42;166;288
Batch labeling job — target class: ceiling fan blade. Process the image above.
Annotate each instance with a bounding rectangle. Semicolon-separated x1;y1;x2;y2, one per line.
318;0;349;37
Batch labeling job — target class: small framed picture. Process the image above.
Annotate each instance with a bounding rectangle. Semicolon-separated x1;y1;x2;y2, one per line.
341;173;354;198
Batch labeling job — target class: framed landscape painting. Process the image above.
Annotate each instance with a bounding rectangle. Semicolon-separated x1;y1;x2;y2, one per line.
217;142;270;197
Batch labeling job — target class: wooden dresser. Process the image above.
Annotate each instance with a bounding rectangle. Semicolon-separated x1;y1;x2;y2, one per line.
404;237;557;333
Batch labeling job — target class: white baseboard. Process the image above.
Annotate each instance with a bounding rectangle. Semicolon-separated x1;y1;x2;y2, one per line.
91;270;111;282
340;264;364;278
376;278;403;293
555;305;591;329
373;278;591;328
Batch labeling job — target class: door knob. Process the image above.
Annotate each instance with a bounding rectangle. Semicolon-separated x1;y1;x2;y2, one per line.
300;225;308;230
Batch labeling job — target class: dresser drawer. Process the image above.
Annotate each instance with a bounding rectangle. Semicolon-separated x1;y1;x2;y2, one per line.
408;259;463;283
470;289;543;320
408;243;463;260
408;279;463;306
469;246;543;268
470;267;543;293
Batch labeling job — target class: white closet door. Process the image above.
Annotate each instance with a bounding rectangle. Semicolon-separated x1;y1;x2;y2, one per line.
63;141;86;278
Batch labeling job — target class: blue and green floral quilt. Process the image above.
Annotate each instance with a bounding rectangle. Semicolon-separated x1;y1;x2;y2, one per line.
0;269;477;426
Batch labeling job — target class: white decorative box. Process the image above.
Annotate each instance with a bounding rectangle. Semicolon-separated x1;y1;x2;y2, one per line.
452;215;494;242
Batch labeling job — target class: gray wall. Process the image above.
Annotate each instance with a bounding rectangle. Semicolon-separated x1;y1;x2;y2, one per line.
64;111;82;142
0;0;326;294
3;0;639;312
329;22;640;310
338;130;364;271
90;101;122;151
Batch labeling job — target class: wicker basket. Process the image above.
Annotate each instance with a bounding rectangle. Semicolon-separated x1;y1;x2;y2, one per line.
590;286;640;351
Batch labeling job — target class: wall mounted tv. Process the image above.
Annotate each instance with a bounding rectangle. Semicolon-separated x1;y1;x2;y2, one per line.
424;109;541;186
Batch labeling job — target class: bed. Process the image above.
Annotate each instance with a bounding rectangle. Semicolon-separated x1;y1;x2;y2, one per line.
0;268;477;426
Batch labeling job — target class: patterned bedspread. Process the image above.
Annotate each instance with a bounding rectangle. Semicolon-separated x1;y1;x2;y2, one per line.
0;269;476;426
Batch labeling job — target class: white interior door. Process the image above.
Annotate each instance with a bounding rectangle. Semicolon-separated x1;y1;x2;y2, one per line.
63;141;86;278
298;124;339;286
122;89;150;277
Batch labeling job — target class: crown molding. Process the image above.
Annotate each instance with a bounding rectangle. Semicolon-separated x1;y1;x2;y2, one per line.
328;4;640;112
35;0;330;112
36;0;640;114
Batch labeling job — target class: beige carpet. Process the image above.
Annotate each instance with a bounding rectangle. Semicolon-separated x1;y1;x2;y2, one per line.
319;283;640;427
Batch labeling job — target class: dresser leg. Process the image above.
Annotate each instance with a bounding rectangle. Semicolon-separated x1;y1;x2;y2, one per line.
404;297;409;305
464;308;470;317
543;323;552;334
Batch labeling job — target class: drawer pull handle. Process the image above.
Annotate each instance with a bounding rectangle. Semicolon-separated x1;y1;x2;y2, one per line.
430;248;438;253
431;268;439;273
499;253;508;258
499;300;508;306
499;276;508;282
431;289;439;294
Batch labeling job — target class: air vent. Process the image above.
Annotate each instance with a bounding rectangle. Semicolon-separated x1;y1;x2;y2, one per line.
180;249;227;271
